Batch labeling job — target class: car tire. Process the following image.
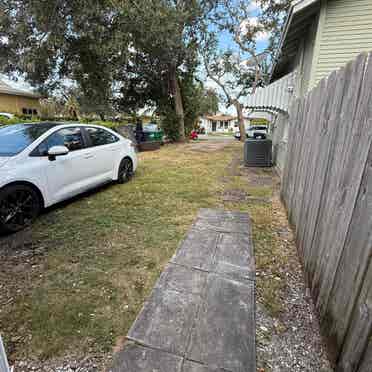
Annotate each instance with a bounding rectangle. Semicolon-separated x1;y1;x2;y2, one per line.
0;184;42;234
117;158;133;184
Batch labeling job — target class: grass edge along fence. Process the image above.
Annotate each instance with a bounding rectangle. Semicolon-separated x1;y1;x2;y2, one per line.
281;51;372;372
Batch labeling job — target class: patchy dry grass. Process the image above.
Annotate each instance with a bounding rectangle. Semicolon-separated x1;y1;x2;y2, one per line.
0;142;239;364
219;159;287;318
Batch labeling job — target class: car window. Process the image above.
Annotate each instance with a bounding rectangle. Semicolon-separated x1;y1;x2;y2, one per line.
0;123;58;156
33;127;85;156
85;127;119;147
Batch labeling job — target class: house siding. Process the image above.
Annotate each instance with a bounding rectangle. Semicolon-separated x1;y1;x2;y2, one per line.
0;93;40;115
311;0;372;87
298;17;318;95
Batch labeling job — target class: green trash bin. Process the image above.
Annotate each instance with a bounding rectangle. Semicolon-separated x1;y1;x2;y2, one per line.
143;123;164;143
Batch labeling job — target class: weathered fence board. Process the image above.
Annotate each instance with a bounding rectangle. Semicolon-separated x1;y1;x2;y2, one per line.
357;338;372;372
327;144;372;351
338;259;372;372
315;53;370;317
281;52;372;372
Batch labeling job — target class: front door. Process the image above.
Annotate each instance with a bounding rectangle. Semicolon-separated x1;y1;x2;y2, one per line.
212;121;217;132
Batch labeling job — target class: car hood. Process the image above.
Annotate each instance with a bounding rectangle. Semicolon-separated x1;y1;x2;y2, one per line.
0;157;11;168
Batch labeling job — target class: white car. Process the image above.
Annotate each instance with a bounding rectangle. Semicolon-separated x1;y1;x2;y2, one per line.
0;122;138;233
234;125;268;140
0;112;14;120
247;125;268;139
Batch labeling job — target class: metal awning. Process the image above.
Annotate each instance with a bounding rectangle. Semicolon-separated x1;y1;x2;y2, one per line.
243;72;296;114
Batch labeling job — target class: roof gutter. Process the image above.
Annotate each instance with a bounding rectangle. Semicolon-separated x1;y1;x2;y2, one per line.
269;4;295;82
269;0;320;82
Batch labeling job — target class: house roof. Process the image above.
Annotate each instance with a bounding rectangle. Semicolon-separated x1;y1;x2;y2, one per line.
204;114;236;121
270;0;320;81
0;79;41;99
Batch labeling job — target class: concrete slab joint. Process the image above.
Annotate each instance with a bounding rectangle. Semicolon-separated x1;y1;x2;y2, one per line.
110;208;256;372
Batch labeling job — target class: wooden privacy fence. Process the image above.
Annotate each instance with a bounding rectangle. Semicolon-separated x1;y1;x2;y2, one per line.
281;52;372;372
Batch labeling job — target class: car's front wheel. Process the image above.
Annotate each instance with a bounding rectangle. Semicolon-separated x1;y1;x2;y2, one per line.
0;184;42;234
117;158;133;184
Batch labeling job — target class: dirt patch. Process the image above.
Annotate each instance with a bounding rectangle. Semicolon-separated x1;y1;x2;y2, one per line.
240;166;274;187
222;189;270;204
226;154;242;176
0;228;35;255
222;189;248;202
186;138;234;153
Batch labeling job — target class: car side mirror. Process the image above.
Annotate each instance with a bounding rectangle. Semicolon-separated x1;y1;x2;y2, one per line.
48;145;69;161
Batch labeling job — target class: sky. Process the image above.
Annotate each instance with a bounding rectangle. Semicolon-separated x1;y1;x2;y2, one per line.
203;0;272;115
0;74;34;91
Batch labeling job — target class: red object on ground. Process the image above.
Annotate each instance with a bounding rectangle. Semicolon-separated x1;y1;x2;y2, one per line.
190;131;198;140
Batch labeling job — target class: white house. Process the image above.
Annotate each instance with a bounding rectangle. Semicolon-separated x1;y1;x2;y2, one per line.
199;114;236;133
199;113;257;134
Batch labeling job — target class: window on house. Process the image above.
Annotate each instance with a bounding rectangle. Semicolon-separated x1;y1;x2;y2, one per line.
33;109;38;116
22;108;28;115
224;121;228;129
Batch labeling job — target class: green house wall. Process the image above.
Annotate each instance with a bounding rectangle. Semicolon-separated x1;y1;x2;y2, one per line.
310;0;372;89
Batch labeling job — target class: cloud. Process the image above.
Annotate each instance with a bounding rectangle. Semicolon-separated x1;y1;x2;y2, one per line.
240;17;271;42
255;30;270;42
0;74;34;91
0;36;9;45
247;1;260;11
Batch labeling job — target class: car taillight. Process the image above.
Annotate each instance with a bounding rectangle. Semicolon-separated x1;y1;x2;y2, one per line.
129;141;137;152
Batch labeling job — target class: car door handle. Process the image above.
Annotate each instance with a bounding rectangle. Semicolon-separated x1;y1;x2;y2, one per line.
84;154;94;159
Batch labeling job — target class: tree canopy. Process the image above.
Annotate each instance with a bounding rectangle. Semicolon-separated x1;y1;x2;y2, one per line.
0;0;290;140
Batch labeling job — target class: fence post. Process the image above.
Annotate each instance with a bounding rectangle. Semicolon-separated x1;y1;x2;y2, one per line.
0;335;11;372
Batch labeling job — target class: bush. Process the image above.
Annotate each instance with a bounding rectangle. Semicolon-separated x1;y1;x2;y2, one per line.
0;116;40;126
160;109;181;142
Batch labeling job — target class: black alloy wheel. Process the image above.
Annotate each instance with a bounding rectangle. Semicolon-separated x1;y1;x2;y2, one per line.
0;185;41;234
118;158;133;184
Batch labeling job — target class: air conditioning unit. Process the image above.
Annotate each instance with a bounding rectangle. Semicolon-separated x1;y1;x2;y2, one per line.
244;139;273;167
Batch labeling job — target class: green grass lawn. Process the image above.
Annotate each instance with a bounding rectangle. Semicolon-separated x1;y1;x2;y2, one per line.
0;140;284;368
0;142;239;362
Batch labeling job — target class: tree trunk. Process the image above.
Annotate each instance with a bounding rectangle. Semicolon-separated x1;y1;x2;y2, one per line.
234;100;245;143
169;66;186;142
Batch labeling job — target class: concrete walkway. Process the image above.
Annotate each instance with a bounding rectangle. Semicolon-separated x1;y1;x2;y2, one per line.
111;209;256;372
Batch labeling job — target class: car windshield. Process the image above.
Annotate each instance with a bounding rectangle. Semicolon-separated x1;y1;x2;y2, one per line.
143;124;159;132
250;126;267;130
0;123;57;156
